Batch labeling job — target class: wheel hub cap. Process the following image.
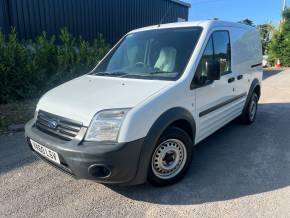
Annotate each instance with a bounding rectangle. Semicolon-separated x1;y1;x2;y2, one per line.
162;151;176;166
151;139;187;179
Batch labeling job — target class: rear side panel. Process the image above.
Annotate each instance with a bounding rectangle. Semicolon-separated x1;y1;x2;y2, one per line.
231;27;263;97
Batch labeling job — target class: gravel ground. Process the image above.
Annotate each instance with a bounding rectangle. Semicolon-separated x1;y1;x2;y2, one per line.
1;69;290;218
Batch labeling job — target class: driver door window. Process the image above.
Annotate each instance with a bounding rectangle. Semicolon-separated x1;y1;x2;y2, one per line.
212;31;231;74
194;30;231;86
194;37;214;84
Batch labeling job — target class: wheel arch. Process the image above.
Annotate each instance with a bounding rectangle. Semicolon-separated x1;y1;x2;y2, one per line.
132;107;196;184
146;107;196;144
168;119;194;140
243;79;261;113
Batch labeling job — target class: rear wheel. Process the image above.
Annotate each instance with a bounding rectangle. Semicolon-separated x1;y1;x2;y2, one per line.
148;126;193;186
239;92;258;124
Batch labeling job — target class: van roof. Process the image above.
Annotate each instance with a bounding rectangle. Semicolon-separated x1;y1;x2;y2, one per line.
129;20;255;34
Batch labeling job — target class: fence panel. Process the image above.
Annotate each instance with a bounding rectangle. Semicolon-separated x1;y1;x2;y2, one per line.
0;0;189;44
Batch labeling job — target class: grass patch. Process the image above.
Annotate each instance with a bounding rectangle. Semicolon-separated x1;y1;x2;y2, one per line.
0;100;37;134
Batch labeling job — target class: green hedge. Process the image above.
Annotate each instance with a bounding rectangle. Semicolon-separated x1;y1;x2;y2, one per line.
0;28;110;104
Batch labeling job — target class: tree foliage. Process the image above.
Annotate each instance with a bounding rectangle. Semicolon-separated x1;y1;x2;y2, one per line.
283;7;290;21
257;23;274;55
268;7;290;66
239;19;255;27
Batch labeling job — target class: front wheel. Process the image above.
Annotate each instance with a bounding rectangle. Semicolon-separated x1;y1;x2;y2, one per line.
148;127;193;186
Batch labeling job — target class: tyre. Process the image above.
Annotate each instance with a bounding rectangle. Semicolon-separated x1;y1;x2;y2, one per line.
239;92;258;124
148;126;193;186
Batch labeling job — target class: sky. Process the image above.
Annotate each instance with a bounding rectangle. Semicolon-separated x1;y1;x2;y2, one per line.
185;0;288;26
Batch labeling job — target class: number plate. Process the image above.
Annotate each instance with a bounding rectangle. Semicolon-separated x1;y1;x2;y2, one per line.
30;139;60;164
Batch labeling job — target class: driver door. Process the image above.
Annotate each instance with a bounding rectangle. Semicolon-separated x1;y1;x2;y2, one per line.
194;30;236;143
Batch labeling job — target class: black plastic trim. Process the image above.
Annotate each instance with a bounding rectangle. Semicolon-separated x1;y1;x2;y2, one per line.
33;150;74;177
228;77;235;83
36;110;83;141
25;120;145;185
27;139;74;176
251;63;262;68
237;75;243;80
242;79;260;113
133;107;196;184
199;92;247;117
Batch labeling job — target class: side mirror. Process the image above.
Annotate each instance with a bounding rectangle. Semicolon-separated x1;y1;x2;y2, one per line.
206;60;220;81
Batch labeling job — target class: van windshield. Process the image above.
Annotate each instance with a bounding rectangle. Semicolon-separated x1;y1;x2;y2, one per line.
91;27;202;80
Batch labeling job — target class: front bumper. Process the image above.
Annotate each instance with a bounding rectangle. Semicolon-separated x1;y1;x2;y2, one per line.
25;119;145;185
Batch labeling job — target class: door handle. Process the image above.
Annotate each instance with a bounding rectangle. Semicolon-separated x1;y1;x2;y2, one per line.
237;75;243;80
228;77;235;83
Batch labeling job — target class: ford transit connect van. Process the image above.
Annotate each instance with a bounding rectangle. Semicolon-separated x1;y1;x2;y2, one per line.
25;21;262;186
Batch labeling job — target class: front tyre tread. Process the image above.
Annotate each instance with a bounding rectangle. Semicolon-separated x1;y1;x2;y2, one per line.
239;92;258;125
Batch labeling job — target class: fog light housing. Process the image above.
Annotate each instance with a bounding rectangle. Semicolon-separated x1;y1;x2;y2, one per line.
88;165;111;178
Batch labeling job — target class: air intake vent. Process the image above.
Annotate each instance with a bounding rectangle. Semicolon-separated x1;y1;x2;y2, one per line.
36;111;82;141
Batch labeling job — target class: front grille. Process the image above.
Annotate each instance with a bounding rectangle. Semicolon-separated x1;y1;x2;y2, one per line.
36;110;82;141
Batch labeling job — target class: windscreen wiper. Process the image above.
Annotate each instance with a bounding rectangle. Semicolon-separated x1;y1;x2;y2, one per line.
118;70;179;78
147;70;173;75
92;71;127;77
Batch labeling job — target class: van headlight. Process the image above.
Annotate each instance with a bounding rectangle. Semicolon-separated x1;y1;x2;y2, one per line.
85;109;130;142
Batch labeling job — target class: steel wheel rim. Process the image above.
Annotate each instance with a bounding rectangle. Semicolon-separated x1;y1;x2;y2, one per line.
249;97;257;121
151;139;187;180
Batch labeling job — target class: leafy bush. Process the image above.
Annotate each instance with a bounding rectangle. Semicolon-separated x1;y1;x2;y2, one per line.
0;28;110;103
0;28;36;102
268;7;290;66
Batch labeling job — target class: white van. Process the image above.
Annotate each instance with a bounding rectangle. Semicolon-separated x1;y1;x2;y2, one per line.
25;20;263;186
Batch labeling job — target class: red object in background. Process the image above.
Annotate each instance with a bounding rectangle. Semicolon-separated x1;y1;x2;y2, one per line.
275;59;282;68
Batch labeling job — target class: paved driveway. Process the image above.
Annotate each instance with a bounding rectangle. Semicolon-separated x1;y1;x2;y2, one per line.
1;69;290;218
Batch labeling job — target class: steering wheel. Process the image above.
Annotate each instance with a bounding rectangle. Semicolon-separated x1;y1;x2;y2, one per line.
135;62;145;67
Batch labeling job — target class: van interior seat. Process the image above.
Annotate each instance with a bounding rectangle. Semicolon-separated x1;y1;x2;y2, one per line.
154;47;177;72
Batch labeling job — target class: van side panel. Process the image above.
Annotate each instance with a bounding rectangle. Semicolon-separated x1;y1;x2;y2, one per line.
194;26;263;144
231;27;263;96
231;28;262;74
